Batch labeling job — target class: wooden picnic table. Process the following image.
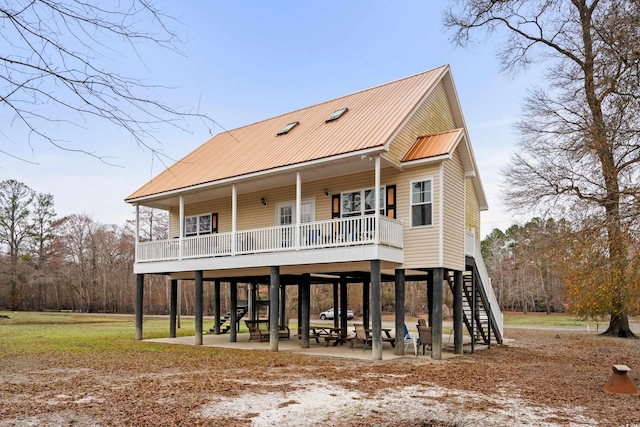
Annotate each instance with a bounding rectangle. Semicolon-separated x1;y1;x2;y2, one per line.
308;325;350;346
365;327;396;348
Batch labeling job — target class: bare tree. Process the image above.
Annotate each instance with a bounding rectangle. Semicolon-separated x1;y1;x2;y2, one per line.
445;0;640;337
1;1;214;162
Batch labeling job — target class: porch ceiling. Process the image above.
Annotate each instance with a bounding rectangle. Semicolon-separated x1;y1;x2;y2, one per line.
137;151;393;210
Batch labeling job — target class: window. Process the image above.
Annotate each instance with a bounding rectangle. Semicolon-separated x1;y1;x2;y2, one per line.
340;187;385;217
326;108;348;122
277;121;299;135
185;213;218;236
411;180;432;227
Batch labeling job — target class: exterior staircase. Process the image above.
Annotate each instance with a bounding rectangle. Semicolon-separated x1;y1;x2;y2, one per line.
210;301;249;334
446;258;503;348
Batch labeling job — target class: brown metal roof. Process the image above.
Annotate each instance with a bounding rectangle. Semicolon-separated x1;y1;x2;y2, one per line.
126;66;449;201
401;129;464;163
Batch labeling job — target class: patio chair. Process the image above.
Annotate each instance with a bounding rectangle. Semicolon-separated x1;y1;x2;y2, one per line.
417;325;432;355
417;318;427;328
352;323;371;351
403;324;418;356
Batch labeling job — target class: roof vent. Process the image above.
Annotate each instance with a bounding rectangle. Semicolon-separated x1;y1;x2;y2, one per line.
277;121;299;136
326;108;348;122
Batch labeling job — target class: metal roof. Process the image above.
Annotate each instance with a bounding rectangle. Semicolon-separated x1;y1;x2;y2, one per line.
126;66;449;202
401;129;464;163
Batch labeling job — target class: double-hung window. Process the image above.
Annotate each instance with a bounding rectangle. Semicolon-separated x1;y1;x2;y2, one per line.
411;180;432;227
185;213;218;236
341;187;385;217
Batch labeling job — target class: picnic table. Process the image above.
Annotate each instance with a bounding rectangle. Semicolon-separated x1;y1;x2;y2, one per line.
308;325;350;346
365;327;396;348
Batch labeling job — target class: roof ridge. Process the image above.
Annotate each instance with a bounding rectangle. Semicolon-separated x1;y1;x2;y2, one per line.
216;65;450;136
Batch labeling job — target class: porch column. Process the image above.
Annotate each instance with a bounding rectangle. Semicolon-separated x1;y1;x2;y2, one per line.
135;274;144;340
134;204;139;262
453;270;464;354
178;196;184;259
332;281;339;329
269;266;280;351
371;260;382;361
339;276;348;337
230;280;238;342
394;269;405;355
170;279;178;338
427;273;434;327
231;185;237;255
362;275;370;330
374;155;380;243
214;280;221;334
431;268;443;360
300;273;311;348
279;281;287;328
195;270;203;346
295;171;301;250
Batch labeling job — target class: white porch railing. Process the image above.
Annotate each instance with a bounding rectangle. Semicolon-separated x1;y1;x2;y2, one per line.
465;230;503;338
136;215;403;263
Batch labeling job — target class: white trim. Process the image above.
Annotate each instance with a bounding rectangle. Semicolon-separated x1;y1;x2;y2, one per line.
401;153;453;167
126;147;386;204
439;163;444;267
382;65;449;151
275;198;316;225
296;172;301;250
179;196;184;260
134;203;139;261
134;244;404;275
374;156;380;243
231;185;237;255
340;186;386;218
463;176;467;266
408;176;434;228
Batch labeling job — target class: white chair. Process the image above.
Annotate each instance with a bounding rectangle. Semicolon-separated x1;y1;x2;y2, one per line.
403;324;418;356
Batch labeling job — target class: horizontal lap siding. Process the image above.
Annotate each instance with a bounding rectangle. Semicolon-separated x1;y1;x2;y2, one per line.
466;178;481;243
443;149;465;271
384;82;456;166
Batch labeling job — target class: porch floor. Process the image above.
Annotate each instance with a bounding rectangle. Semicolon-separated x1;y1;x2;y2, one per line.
145;331;477;362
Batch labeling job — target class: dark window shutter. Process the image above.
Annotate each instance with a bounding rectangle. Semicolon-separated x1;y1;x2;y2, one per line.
385;185;396;219
212;213;218;233
331;194;340;218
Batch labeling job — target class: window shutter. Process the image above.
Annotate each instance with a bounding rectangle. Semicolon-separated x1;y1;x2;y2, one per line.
331;194;340;218
385;185;396;219
212;213;218;233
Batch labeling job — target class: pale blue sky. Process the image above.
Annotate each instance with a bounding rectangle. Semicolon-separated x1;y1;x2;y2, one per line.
1;1;532;236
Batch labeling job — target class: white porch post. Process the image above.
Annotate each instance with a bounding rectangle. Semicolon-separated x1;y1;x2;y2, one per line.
231;184;237;255
179;196;184;260
374;155;380;243
295;171;301;250
134;203;139;262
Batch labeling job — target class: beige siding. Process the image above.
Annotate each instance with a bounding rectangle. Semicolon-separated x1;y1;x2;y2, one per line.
392;165;441;269
168;165;449;269
442;148;466;271
384;81;457;166
465;177;482;244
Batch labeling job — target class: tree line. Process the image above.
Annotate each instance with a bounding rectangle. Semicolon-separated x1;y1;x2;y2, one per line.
3;179;638;324
481;217;640;319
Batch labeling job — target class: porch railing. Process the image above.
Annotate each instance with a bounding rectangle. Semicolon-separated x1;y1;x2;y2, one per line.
136;215;403;263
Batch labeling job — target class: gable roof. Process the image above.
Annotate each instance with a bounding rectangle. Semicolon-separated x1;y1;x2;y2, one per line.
126;66;450;202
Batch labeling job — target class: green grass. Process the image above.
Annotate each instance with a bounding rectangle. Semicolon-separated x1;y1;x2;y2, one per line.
0;311;200;357
502;311;608;327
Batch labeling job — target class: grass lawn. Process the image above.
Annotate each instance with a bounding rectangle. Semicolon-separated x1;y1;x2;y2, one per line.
1;311;639;426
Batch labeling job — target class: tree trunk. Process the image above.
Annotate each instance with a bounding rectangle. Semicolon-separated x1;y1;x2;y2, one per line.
602;312;637;338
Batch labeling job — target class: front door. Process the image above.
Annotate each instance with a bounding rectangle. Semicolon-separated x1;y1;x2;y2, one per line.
276;200;315;248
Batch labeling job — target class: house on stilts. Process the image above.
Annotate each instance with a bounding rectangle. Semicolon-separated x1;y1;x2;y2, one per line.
125;65;503;360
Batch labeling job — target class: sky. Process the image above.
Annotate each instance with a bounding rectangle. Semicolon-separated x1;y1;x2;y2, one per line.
1;0;534;237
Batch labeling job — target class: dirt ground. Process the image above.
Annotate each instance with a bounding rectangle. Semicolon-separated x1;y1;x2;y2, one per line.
1;328;640;426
